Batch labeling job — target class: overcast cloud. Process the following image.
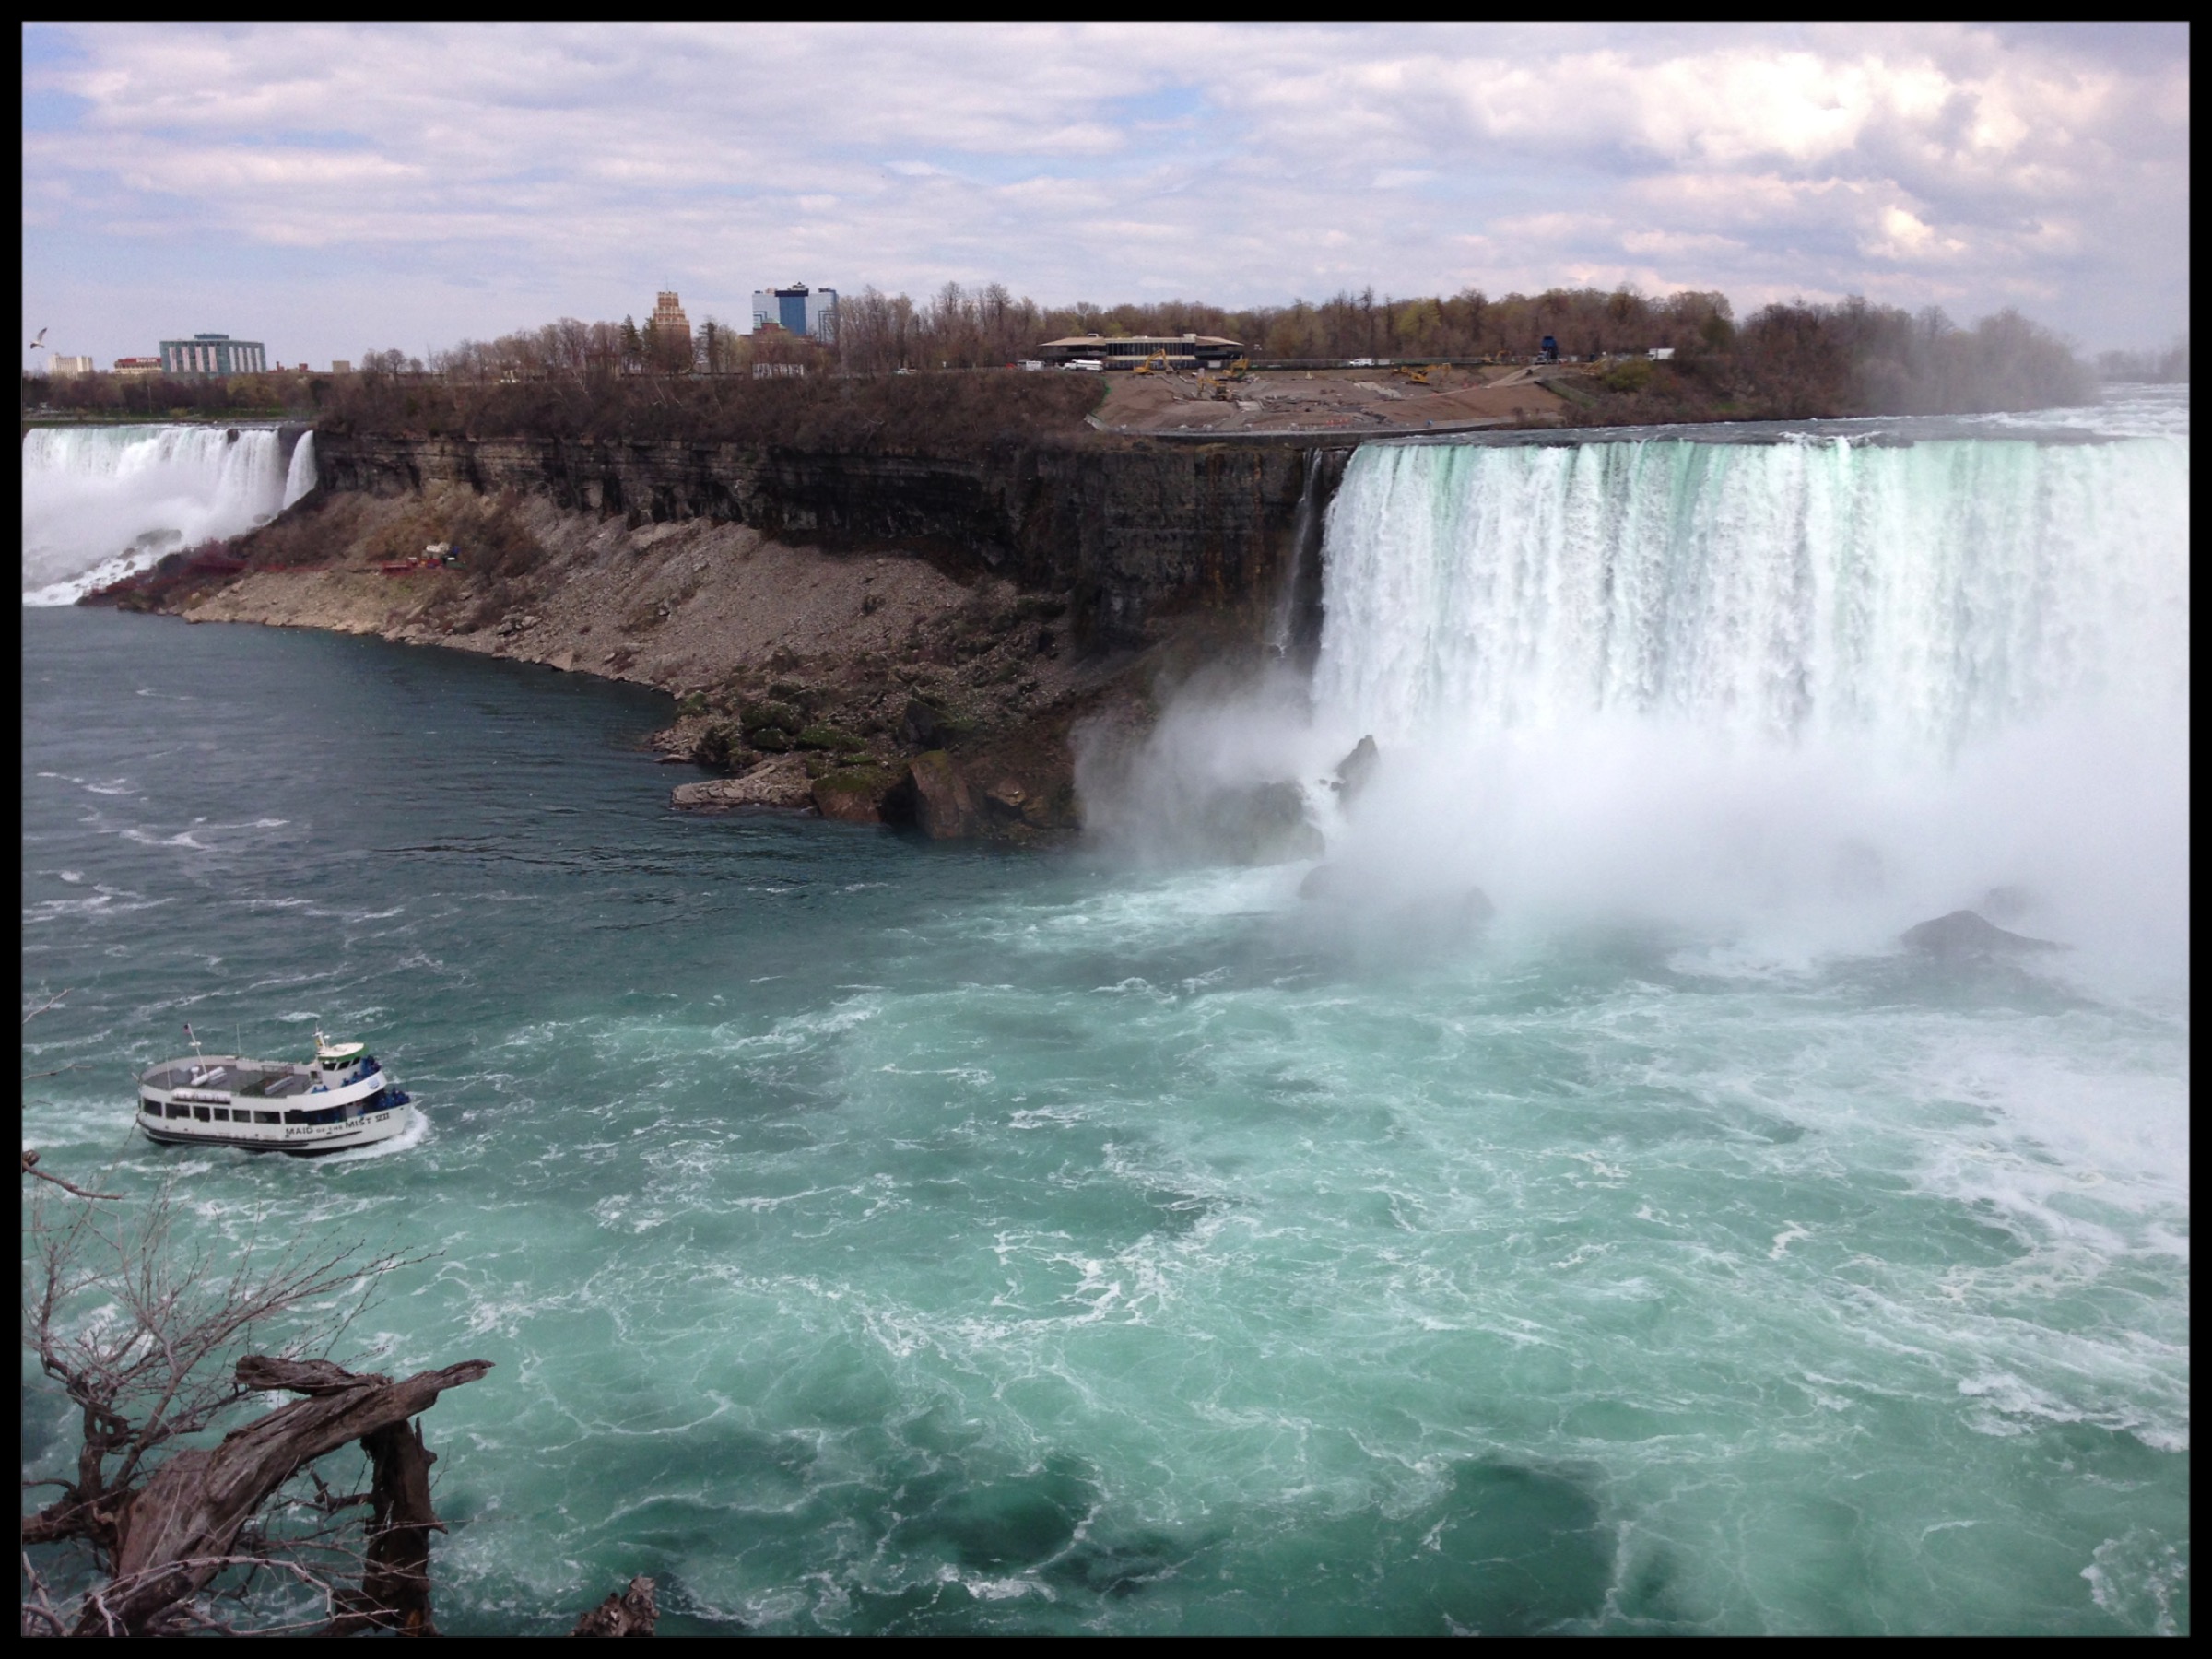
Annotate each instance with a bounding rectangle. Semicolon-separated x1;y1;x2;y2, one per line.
20;22;2190;369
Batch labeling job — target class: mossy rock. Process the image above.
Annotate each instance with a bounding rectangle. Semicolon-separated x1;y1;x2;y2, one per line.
794;724;862;752
695;721;754;772
675;691;709;719
740;700;803;741
812;765;899;823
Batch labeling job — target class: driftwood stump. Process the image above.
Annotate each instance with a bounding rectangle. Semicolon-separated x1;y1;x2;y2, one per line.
70;1354;490;1637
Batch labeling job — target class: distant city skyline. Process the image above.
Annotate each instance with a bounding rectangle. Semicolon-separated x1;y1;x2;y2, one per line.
21;23;2191;371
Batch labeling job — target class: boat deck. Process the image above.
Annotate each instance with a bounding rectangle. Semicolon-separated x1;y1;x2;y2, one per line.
141;1061;314;1099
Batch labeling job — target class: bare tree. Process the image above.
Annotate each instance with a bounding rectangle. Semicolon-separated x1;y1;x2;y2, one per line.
21;1170;488;1635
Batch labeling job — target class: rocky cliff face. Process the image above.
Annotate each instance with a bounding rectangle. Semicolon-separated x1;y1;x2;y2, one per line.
312;433;1348;649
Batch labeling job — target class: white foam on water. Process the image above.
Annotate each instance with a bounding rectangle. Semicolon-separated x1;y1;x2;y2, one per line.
315;1105;434;1165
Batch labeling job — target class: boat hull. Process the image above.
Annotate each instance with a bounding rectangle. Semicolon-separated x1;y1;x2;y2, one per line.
137;1106;411;1156
135;1050;413;1156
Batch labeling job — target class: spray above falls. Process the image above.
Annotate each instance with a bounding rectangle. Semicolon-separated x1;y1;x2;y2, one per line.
20;424;317;606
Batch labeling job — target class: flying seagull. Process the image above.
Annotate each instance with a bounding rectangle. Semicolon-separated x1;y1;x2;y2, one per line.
29;327;47;350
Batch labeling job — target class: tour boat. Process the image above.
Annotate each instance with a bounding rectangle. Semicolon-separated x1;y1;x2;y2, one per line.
137;1031;412;1154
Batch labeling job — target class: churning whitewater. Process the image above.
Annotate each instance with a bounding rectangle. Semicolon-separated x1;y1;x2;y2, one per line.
20;423;316;605
20;393;2188;1634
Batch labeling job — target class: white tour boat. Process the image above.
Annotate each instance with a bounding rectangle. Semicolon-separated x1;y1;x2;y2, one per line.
137;1031;413;1155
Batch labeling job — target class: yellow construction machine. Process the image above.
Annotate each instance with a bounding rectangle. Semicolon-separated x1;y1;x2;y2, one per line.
1132;348;1174;375
1199;357;1252;400
1393;363;1437;387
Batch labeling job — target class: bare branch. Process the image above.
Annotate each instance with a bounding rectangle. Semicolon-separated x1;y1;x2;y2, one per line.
18;1150;121;1201
21;987;69;1026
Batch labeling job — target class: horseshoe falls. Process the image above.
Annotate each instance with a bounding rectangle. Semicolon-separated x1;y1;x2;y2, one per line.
19;422;315;604
1296;426;2189;979
19;394;2187;1634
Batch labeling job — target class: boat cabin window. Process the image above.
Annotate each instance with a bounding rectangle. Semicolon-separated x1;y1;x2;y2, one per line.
253;1111;279;1124
193;1106;210;1122
212;1108;229;1122
167;1102;189;1119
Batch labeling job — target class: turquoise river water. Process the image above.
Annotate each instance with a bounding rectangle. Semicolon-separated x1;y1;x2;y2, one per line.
20;397;2188;1634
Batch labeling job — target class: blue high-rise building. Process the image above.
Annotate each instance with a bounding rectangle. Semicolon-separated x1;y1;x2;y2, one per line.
750;283;838;342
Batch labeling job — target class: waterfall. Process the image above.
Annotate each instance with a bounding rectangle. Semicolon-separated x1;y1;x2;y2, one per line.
1312;435;2190;757
20;424;308;606
1265;427;2187;963
282;431;318;510
1267;449;1328;666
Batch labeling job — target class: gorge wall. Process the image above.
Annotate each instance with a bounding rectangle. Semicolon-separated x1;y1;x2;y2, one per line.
98;429;1359;843
312;431;1351;649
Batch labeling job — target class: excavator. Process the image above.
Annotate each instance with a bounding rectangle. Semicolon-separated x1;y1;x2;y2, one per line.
1132;348;1174;375
1392;362;1437;387
1200;357;1253;401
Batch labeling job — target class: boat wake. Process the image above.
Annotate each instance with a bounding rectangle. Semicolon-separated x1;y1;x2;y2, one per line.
315;1106;433;1165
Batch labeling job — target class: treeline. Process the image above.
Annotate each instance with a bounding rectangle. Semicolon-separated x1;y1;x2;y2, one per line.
834;282;1742;371
394;311;828;384
1687;299;2093;418
317;365;1103;454
19;369;325;419
2095;336;2189;383
22;282;2100;436
381;281;2091;418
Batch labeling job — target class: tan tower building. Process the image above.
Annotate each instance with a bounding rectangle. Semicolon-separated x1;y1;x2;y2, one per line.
649;290;692;359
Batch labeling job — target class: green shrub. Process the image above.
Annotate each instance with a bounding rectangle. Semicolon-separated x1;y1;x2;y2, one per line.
739;700;802;744
1597;359;1654;394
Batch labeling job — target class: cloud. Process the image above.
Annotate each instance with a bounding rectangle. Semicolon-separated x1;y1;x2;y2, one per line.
18;23;2191;366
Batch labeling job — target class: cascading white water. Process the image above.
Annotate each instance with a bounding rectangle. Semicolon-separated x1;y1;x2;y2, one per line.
283;430;318;511
1294;429;2189;967
1312;436;2189;756
1089;413;2189;977
20;424;315;606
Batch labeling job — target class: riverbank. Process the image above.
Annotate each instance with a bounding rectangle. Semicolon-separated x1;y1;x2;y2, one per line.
87;485;1189;840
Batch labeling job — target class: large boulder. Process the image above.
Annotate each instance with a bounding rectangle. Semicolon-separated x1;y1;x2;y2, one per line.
670;754;815;811
903;749;979;839
1900;909;2063;959
1331;735;1380;806
812;765;899;824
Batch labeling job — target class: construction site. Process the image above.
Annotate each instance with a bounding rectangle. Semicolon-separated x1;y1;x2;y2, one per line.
1086;359;1582;438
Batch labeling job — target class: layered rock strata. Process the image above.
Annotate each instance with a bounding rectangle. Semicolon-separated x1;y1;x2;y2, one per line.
311;432;1348;651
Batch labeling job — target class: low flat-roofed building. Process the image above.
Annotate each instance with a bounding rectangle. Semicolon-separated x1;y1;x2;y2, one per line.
332;360;353;375
112;357;162;377
50;355;95;377
1035;334;1243;370
159;333;266;377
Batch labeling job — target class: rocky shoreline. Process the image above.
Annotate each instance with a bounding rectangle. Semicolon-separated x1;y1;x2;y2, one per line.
87;483;1196;841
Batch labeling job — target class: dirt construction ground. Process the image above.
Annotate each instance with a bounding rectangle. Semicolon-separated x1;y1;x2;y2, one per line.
1094;363;1577;437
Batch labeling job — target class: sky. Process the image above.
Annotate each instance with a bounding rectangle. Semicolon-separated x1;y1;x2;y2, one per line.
20;23;2191;371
